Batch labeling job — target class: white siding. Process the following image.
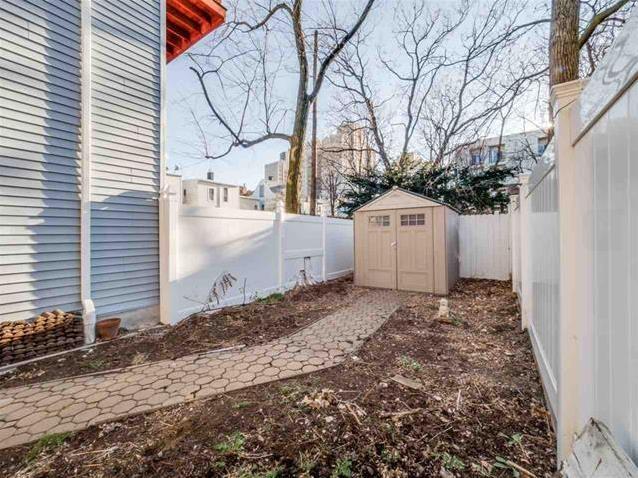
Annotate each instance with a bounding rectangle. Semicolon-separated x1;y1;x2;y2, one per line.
0;0;83;321
90;0;161;316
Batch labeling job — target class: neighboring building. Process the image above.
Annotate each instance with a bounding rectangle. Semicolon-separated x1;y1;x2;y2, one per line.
255;151;290;211
180;173;260;210
240;196;260;210
0;1;225;330
460;130;549;180
182;179;240;209
252;124;376;215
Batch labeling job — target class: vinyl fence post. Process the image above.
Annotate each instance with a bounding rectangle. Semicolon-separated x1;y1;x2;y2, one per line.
276;200;285;291
159;179;180;325
321;206;327;282
552;79;586;461
509;195;519;293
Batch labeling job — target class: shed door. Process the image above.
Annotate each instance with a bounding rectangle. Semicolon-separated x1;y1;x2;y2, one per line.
363;211;397;289
396;208;434;292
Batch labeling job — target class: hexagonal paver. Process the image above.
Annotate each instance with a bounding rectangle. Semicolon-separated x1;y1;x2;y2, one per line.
111;400;136;415
119;385;143;397
262;367;280;377
59;403;86;419
133;389;155;401
236;372;255;383
97;396;121;410
72;408;99;424
0;291;402;450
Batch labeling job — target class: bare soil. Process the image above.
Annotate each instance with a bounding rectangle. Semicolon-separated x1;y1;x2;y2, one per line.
0;279;556;477
0;277;362;389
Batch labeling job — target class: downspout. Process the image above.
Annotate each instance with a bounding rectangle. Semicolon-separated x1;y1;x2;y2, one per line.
159;0;170;323
80;0;96;343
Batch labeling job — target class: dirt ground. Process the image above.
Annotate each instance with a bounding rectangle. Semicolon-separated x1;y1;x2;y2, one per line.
0;277;362;389
0;279;556;477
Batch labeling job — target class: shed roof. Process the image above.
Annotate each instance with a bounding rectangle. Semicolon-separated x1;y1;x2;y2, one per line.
353;187;459;213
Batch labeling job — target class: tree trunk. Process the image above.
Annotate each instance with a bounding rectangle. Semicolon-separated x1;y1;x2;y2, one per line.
549;0;580;88
285;103;309;213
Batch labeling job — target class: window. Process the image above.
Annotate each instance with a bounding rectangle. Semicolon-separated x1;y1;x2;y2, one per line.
223;187;228;202
470;149;482;166
368;215;390;227
488;146;501;164
259;184;264;197
208;188;215;201
537;137;548;155
268;175;273;181
400;213;425;226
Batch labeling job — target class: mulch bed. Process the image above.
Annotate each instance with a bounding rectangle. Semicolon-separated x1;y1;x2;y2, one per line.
0;279;556;477
0;277;362;389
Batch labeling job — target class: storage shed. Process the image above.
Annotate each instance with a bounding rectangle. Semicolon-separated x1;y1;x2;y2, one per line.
353;187;459;294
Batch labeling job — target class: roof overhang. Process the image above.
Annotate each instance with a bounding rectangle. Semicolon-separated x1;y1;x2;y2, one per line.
166;0;226;63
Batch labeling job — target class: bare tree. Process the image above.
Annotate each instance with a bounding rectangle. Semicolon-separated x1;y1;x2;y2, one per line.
550;0;633;86
327;0;634;169
311;122;377;214
328;32;393;168
189;0;376;213
318;158;343;217
330;0;547;167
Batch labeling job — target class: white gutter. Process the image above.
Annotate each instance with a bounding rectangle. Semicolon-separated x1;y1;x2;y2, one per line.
80;0;96;343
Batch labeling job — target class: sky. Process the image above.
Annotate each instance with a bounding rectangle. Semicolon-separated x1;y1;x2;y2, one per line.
166;0;548;191
167;56;287;190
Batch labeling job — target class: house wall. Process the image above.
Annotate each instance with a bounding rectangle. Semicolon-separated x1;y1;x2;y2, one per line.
240;196;260;210
0;0;83;321
90;0;161;317
182;180;241;209
0;0;163;323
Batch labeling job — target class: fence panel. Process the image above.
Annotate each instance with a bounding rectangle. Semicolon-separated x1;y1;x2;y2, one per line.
161;200;354;324
573;76;638;462
526;151;560;415
459;214;510;280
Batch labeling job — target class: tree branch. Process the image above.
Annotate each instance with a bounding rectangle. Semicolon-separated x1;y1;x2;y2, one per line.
309;0;376;101
579;0;632;47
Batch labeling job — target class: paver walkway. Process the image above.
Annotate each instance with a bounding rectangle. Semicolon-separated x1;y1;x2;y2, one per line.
0;291;402;449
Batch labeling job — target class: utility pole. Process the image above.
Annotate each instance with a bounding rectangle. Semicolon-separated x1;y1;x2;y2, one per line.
310;30;318;216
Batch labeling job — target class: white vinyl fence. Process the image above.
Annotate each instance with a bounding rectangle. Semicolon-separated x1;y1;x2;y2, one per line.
524;145;560;416
159;187;353;325
511;12;638;465
459;214;510;280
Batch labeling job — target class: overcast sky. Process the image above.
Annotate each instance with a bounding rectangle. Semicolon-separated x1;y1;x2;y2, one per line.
166;0;548;191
